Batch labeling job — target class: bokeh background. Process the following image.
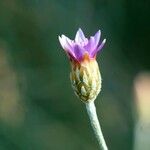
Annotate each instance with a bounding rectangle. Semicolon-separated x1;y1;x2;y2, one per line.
0;0;150;150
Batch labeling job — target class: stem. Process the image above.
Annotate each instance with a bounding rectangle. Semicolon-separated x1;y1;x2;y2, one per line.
85;101;108;150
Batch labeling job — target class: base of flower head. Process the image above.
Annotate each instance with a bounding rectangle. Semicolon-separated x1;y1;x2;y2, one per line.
70;57;101;103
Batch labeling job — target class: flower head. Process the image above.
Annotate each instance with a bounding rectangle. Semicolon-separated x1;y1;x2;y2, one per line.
58;28;106;103
59;28;106;62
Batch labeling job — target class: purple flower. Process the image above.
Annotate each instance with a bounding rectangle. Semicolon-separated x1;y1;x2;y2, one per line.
59;28;106;62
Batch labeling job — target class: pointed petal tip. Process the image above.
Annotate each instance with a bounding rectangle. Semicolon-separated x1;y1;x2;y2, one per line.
58;36;65;49
103;39;106;44
58;34;69;50
97;38;106;51
58;35;62;41
58;35;62;40
76;28;83;35
97;30;101;34
75;28;86;43
78;28;83;32
96;30;101;37
61;34;67;39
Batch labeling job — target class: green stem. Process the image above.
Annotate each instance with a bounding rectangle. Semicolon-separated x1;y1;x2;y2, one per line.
86;101;108;150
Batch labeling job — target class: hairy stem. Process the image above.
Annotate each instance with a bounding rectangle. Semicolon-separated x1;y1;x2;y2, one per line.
86;101;108;150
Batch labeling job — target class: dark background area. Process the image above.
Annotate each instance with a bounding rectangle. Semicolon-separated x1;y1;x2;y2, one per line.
0;0;150;150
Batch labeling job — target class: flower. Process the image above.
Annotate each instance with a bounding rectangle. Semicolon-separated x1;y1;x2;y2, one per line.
59;28;106;62
58;28;106;103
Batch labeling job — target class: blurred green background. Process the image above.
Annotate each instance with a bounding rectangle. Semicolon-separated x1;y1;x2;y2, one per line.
0;0;150;150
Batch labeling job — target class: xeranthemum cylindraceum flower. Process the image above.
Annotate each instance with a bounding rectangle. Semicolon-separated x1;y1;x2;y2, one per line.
59;28;106;103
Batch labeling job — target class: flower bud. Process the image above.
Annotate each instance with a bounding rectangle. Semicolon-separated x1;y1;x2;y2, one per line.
70;56;101;103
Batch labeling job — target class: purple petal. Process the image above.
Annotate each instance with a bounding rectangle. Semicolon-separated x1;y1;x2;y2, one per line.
65;37;74;49
58;35;66;49
90;39;106;57
97;39;106;51
75;28;86;43
94;30;101;48
59;35;76;58
59;35;71;50
73;45;85;61
84;37;95;53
